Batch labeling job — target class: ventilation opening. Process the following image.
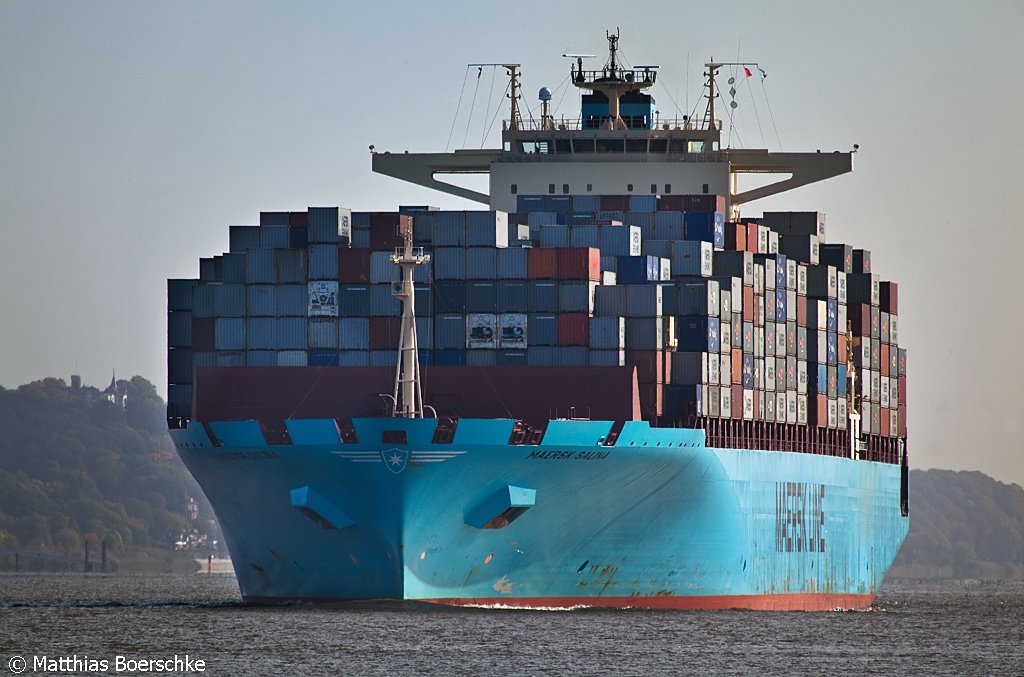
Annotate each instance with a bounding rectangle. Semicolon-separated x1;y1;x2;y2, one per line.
382;430;407;444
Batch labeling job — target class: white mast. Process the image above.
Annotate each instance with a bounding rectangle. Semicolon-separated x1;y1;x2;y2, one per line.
390;228;430;418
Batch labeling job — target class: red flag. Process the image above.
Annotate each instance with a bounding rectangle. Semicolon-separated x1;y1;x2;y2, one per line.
743;67;753;78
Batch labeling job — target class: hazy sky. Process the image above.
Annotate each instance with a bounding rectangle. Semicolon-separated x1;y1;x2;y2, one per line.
2;1;1023;484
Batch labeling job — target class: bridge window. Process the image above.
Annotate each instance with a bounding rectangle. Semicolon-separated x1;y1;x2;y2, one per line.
627;183;634;192
554;139;572;154
382;430;407;444
625;139;647;153
669;139;688;152
650;139;667;153
548;184;555;194
511;184;518;194
562;184;570;194
596;138;624;153
664;184;672;194
689;140;706;153
650;184;657;194
586;184;593;192
573;138;595;153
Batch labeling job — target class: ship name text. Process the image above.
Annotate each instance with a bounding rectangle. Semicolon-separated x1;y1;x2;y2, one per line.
526;450;610;461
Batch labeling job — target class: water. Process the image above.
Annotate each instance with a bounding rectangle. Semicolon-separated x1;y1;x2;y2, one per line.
2;575;1021;675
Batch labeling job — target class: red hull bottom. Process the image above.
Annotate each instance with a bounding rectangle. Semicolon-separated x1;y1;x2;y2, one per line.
420;593;876;611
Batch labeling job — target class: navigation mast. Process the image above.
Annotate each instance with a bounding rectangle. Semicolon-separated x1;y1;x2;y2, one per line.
390;228;430;418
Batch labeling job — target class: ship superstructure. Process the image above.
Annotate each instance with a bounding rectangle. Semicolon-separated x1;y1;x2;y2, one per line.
166;33;909;610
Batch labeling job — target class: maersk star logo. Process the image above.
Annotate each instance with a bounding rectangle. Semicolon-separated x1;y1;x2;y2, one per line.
382;448;409;474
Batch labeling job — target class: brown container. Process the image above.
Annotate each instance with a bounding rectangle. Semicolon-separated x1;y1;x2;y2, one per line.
338;249;372;284
743;287;755;322
880;408;891;438
684;194;726;212
289;211;309;228
369;317;401;350
556;247;601;281
898;404;907;437
369;213;412;250
898;376;907;405
731;384;743;418
528;247;558;279
797;295;808;326
813;393;829;427
837;333;848;363
879;281;898;314
600;195;630;211
557;313;590;347
731;348;743;384
880;344;890;377
657;195;685;211
626;350;664;384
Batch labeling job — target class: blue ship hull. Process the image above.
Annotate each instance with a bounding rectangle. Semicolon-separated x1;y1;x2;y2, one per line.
171;416;909;610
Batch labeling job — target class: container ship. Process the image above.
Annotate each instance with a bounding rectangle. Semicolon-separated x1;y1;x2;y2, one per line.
167;34;909;610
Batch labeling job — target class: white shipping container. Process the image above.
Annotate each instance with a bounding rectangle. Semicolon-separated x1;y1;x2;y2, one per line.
880;376;891;408
498;313;527;348
466;313;497;349
308;281;339;317
775;392;787;423
797;393;808;425
827;398;838;429
838;397;848;430
786;391;798;424
797;264;807;296
719;354;731;386
277;350;308;367
720;386;732;420
742;389;754;421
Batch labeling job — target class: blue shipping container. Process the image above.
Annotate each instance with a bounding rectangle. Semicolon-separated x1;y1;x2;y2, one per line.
339;317;370;350
528;313;558;346
677;316;721;353
528;280;559;313
496;247;528;279
338;284;370;317
246;317;277;350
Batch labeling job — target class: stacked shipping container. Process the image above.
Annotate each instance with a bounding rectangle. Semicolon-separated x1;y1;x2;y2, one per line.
168;198;906;461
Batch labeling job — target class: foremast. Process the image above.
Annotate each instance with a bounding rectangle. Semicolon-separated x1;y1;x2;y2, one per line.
390;229;430;418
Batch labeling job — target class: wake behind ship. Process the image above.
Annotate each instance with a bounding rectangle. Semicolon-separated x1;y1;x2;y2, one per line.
166;33;910;610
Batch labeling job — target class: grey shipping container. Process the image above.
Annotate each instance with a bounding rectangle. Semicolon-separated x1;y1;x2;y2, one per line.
275;248;307;283
338;350;370;366
260;225;290;249
246;248;275;284
528;280;559;313
590;316;625;350
168;311;192;348
496;280;529;313
276;285;308;316
497;246;528;279
246;317;277;350
246;350;276;367
559;280;594;313
308;244;339;280
213;284;245;317
215;318;245;351
338;284;370;317
276;317;307;350
626;284;663;317
370;284;401;316
277;350;308;367
434;314;466;350
168;279;196;312
465;248;497;279
339;317;370;350
527;345;557;366
308;317;339;348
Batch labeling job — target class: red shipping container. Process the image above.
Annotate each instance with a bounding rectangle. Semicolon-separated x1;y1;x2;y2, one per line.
557;313;590;347
338;249;372;283
600;195;630;211
880;344;890;377
626;350;664;384
743;287;755;322
880;408;891;438
556;247;601;281
797;296;808;327
880;281;898;314
837;333;847;363
898;404;907;437
289;211;309;228
746;223;759;252
369;317;402;350
898;376;907;405
527;248;558;279
657;195;685;211
732;348;743;384
731;384;743;418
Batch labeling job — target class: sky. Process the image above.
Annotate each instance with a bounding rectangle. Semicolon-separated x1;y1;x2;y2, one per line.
2;1;1023;484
